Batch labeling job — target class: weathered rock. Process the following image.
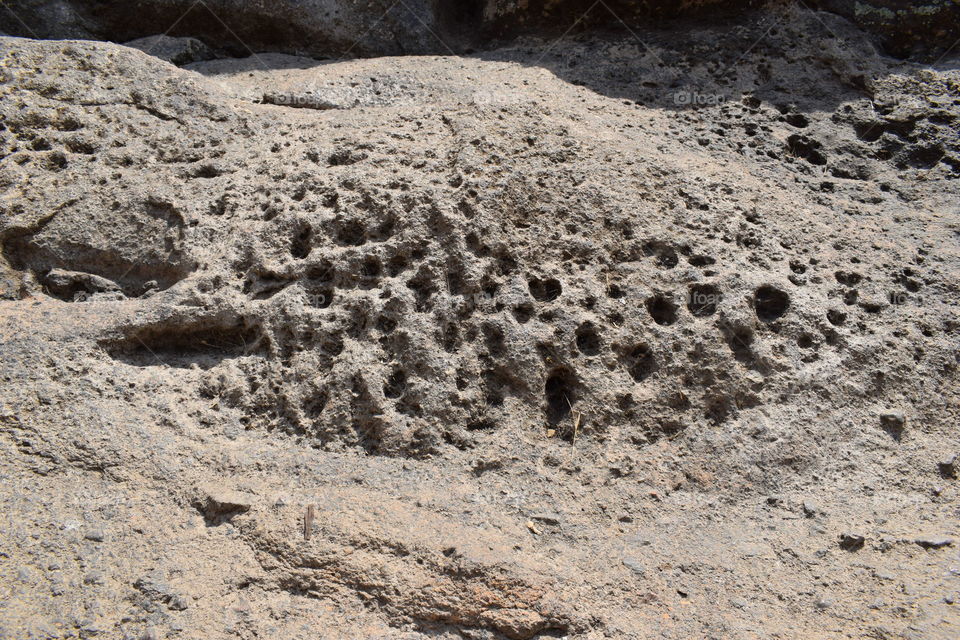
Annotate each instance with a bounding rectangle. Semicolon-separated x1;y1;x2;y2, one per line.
0;3;959;639
123;35;214;65
812;0;960;58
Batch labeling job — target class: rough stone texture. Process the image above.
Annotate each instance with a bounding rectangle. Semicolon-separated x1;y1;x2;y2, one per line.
1;3;959;639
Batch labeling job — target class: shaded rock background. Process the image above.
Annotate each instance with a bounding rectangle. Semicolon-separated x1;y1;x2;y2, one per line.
0;1;959;639
1;0;958;59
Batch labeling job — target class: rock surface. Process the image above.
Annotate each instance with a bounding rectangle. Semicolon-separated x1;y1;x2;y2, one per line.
1;1;958;59
1;2;959;639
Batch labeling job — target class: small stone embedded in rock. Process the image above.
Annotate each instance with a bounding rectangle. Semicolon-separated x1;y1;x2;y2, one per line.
879;411;906;439
839;532;866;551
914;536;954;550
530;512;562;526
193;485;253;525
622;557;646;576
84;529;105;542
123;35;214;65
168;593;191;611
938;454;957;479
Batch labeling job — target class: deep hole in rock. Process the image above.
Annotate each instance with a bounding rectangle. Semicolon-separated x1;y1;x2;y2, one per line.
646;294;678;325
384;369;407;399
787;134;827;165
754;285;790;322
785;113;809;128
657;249;679;269
512;302;534;324
336;221;366;246
607;283;626;298
687;284;720;317
626;343;656;382
721;322;756;364
575;323;602;355
529;277;562;302
291;224;312;259
827;309;847;326
544;368;576;427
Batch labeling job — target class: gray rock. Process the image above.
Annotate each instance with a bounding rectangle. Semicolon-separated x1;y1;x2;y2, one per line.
879;411;906;440
529;512;562;526
43;269;122;302
124;35;214;66
938;454;957;479
83;571;104;585
0;1;956;61
134;570;173;600
193;485;253;524
84;529;105;542
168;593;191;611
839;532;866;551
621;557;646;576
914;536;954;550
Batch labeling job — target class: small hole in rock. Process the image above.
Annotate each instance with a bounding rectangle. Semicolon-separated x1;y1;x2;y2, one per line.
575;323;601;355
384;369;407;399
754;286;789;322
291;225;312;259
646;294;678;325
626;344;656;382
529;278;562;302
827;309;846;326
544;368;576;427
687;284;719;317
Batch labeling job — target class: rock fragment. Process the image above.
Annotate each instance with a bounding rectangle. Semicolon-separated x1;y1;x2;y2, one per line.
839;532;865;551
938;454;957;479
192;485;253;525
879;411;906;440
123;34;214;65
622;557;646;576
914;536;954;550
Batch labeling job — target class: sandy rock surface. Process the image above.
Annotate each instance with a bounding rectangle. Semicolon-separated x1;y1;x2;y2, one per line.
0;2;958;639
